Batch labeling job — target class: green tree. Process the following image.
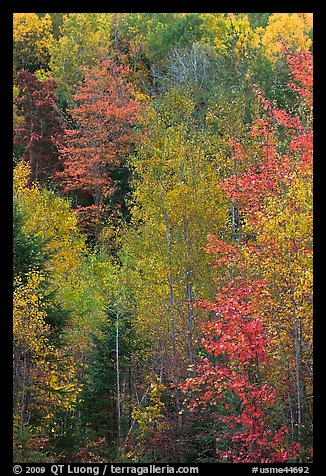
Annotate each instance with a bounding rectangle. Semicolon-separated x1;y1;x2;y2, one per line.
247;13;272;29
78;313;134;446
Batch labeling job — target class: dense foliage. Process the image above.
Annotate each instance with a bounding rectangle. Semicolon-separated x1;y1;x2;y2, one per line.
13;12;313;464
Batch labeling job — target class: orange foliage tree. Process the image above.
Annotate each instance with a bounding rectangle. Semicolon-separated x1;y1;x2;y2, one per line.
59;58;141;236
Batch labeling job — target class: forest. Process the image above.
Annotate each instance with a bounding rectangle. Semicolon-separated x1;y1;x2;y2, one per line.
13;13;313;464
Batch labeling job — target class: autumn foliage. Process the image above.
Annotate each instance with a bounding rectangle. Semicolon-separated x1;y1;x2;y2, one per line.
12;14;313;465
58;58;141;235
180;49;312;463
14;70;64;183
181;264;300;462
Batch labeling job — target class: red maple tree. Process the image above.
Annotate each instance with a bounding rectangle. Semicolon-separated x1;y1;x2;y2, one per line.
58;58;141;234
181;241;300;462
14;70;65;183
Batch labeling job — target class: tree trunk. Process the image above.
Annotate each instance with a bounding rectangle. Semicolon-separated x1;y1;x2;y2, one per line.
294;318;302;443
163;208;181;415
116;310;122;444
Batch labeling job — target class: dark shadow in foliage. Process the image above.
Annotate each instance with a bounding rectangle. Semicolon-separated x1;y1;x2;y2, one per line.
13;201;51;280
75;309;136;460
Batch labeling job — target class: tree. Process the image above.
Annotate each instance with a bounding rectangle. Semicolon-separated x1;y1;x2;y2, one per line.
78;314;133;449
48;13;113;104
145;13;204;65
248;14;312;109
181;272;301;463
13;13;54;76
110;14;153;93
13;162;105;462
13;271;80;462
159;42;216;114
189;48;313;460
12;13;313;464
13;200;51;281
14;70;64;183
247;13;272;30
261;14;312;62
13;160;97;339
120;88;229;431
59;58;141;238
36;13;65;39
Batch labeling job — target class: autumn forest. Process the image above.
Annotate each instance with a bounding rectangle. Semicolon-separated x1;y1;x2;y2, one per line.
13;13;313;464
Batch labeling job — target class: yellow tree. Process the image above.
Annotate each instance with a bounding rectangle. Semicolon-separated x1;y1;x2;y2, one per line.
13;161;109;352
199;13;255;54
13;13;54;76
122;88;228;405
14;162;86;279
13;161;111;460
261;13;312;62
48;13;113;103
13;271;80;459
